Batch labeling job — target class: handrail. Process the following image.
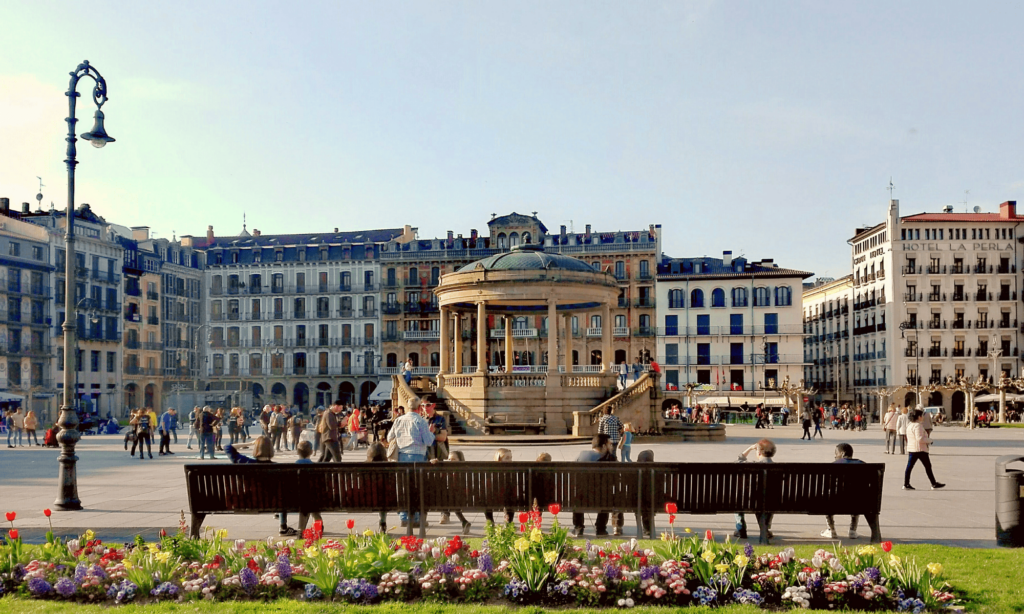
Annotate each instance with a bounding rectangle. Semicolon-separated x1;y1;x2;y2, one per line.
588;372;654;420
391;373;421;409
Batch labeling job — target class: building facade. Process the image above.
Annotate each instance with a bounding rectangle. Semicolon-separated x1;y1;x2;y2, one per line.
0;198;56;419
655;251;811;398
378;213;662;381
847;199;1023;418
188;224;411;410
801;275;854;405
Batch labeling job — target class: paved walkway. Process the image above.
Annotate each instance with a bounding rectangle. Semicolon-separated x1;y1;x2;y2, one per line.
1;423;1020;547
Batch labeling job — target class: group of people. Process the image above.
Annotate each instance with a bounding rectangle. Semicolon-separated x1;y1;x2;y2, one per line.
3;407;51;448
663;402;721;424
123;407;179;458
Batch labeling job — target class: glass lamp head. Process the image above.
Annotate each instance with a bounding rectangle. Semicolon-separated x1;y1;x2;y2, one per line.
81;110;115;148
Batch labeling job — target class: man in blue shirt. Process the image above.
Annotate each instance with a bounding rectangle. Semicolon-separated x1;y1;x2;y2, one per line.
158;409;176;455
391;402;435;527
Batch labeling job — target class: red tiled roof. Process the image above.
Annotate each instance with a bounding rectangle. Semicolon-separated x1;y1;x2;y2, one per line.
902;213;1023;222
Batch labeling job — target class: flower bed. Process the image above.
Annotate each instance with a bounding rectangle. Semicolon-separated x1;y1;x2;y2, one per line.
1;507;962;611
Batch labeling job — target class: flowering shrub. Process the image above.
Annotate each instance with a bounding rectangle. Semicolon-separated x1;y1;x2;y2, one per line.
0;507;963;610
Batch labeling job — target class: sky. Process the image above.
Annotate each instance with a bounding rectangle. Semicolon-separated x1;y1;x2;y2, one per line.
2;1;1023;279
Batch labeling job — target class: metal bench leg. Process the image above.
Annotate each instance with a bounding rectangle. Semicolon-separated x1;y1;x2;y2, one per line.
190;513;206;539
866;514;882;543
634;512;643;538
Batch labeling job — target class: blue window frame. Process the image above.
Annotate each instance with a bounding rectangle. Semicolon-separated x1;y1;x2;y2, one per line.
712;288;726;307
730;314;743;335
697;314;710;335
691;289;704;308
664;315;678;336
764;313;778;335
697;343;711;365
665;343;679;365
730;342;744;365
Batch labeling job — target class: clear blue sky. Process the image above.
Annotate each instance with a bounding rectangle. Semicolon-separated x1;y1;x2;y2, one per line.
2;1;1023;278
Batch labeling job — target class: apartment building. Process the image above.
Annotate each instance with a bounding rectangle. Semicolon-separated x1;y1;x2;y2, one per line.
801;275;854;406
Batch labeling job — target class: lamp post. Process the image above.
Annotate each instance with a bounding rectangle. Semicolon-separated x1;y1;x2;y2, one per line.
55;61;115;511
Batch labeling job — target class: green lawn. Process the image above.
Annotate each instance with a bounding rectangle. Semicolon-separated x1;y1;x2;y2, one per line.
1;544;1021;613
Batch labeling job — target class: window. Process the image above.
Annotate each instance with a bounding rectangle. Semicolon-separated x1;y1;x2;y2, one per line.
31;246;43;260
697;343;711;365
764;313;778;335
753;286;771;306
509;232;520;247
775;286;792;306
665;343;679;365
8;242;19;257
408;267;419;285
711;288;725;307
614;261;625;279
590;315;602;329
696;314;710;335
496;233;507;249
730;314;743;335
639;260;649;278
669;289;684;309
690;288;704;308
730;342;744;365
732;287;748;307
664;315;678;336
90;350;100;372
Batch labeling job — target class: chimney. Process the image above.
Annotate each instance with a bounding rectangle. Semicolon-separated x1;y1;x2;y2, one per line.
560;225;566;235
447;230;453;240
1000;200;1017;219
0;198;8;214
131;226;150;241
334;227;339;233
585;224;592;237
722;250;732;267
207;225;214;243
253;229;261;237
470;229;478;240
21;202;30;214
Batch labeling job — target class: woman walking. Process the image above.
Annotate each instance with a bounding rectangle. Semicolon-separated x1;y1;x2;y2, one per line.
882;404;898;454
896;407;909;455
800;408;812;440
903;408;945;491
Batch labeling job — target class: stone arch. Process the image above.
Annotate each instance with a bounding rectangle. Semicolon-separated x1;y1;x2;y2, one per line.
315;382;333;408
360;381;376;406
951;391;965;421
927;391;943;407
903;392;917;408
338;381;356;405
270;382;287;403
124;383;139;409
144;383;156;408
252;383;264;404
614;349;627;364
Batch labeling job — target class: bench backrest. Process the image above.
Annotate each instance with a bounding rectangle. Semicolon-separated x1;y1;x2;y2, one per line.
185;461;884;517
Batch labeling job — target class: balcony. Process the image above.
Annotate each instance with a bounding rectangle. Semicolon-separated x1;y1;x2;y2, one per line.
125;339;141;349
634;327;656;337
404;302;421;314
381;331;401;342
926;265;945;274
635;298;655;308
124;311;141;323
951;265;965;274
316;310;332;319
999;291;1017;301
420;303;439;314
403;330;440;341
927;348;945;358
248;286;263;295
91;269;121;284
1000;319;1017;329
362;308;379;318
249;311;262;320
490;328;539;339
927;293;945;302
613;326;630;337
226;286;241;295
998;264;1017;274
339;284;352;292
927;320;945;330
976;291;992;301
364;283;379;292
146;291;159;300
903;293;921;302
382;303;402;315
904;348;919;358
617;297;629;308
952;348;966;357
293;310;307;319
383;279;400;289
902;266;918;275
273;311;284;320
952;319;967;329
586;327;602;337
974;264;993;274
976;319;991;329
637;271;653;281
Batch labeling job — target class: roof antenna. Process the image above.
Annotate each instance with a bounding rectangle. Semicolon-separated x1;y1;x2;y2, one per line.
243;212;247;233
35;176;44;210
887;177;895;201
963;189;970;213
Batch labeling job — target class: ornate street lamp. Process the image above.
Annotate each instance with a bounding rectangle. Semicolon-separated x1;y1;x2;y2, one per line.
55;61;115;511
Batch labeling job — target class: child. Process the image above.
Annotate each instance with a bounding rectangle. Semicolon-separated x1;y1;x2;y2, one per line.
438;450;472;535
295;441;323;533
618;423;634;462
485;448;514;525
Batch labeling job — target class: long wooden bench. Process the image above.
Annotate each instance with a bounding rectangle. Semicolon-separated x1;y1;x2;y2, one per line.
482;414;547;435
184;462;883;543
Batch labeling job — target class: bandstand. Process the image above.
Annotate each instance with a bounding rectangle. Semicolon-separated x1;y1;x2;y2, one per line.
428;244;638;435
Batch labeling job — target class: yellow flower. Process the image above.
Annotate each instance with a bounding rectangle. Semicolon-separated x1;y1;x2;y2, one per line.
714;563;730;574
123;560;133;570
889;555;901;565
857;546;878;556
734;555;749;567
701;550;716;563
216;529;228;540
363;529;375;537
147;543;160;553
83;530;95;541
305;547;319;558
927;563;943;576
660;533;673;542
155;551;171;564
327;560;335;568
544;551;559;565
326;548;340;558
684;528;692;534
530;528;543;543
514;538;531;553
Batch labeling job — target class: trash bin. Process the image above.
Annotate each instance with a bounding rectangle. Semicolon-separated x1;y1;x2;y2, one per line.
995;455;1024;547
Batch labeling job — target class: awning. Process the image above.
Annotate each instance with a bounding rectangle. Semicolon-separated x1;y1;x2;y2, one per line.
692;395;791;408
0;392;25;403
974;393;1024;404
369;379;393;402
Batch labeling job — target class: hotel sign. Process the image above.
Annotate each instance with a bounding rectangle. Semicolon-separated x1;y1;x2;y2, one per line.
901;242;1013;252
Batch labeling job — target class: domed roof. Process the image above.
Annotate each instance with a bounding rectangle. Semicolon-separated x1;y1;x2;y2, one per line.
458;244;597;273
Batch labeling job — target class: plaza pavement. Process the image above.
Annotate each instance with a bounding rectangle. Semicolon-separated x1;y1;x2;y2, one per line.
1;423;1021;548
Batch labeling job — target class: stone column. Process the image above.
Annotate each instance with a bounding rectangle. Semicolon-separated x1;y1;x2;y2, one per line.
438;306;449;375
601;303;612;373
476;301;487;374
454;312;463;373
504;316;514;372
547;300;558;373
564;313;573;372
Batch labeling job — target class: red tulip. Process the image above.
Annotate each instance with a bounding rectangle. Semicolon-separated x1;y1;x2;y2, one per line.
247;558;259;571
518;512;529;524
5;512;15;522
43;509;52;518
346;519;355;530
881;541;893;552
159;528;167;538
313;519;324;532
7;529;18;540
471;550;479;558
520;523;526;533
548;503;561;515
665;502;677;515
668;514;676;524
705;530;714;541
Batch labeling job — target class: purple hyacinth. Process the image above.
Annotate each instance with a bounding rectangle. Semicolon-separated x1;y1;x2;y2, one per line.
865;566;881;582
604;562;620;580
239;567;258;594
744;542;755;558
478;553;493;574
91;564;107;580
435;561;456;576
28;577;53;596
55;578;76;598
411;563;423;577
276;554;292;581
640;565;660;581
74;563;88;585
151;582;179;598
